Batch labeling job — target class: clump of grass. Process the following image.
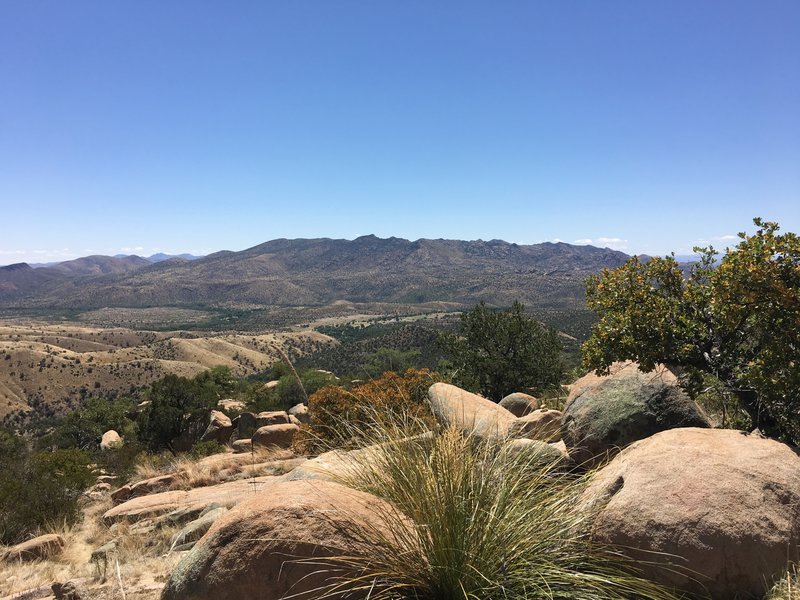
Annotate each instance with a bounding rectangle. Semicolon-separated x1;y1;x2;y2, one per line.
767;566;799;600
316;413;682;600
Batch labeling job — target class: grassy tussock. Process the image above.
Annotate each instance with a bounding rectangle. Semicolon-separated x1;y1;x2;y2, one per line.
768;566;799;600
312;413;682;600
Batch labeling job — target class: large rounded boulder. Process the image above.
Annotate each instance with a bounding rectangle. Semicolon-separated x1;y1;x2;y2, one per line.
561;362;709;466
583;428;800;598
498;392;538;417
252;423;299;449
161;480;408;600
428;383;515;441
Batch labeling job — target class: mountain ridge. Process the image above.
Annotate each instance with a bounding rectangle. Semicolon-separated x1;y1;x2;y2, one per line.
0;236;632;311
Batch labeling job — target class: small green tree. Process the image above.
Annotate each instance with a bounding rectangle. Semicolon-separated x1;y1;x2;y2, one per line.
50;396;137;450
583;218;799;445
440;301;564;400
139;367;233;453
0;428;93;544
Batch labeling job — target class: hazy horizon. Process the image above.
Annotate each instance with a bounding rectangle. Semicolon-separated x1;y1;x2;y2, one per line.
2;3;798;264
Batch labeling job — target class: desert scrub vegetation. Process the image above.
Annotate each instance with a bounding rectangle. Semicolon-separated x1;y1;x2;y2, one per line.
0;427;94;545
315;414;682;600
292;368;440;455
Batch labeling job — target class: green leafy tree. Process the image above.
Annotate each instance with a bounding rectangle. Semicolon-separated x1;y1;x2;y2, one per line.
583;218;799;445
440;301;564;400
50;396;137;450
139;367;234;453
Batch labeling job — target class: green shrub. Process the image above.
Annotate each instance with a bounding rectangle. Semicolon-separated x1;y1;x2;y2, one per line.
315;417;681;600
139;367;234;453
48;395;138;451
293;368;439;455
0;436;93;544
189;440;227;459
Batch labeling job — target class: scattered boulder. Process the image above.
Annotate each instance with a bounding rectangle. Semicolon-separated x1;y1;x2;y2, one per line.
428;383;515;441
499;392;539;417
285;448;369;483
252;423;298;449
111;473;176;505
288;403;310;424
508;409;563;442
200;410;234;445
161;480;410;600
561;362;709;466
583;428;800;598
263;379;280;389
100;430;122;451
2;533;65;562
255;411;290;427
286;435;433;484
217;398;246;413
231;439;252;454
504;438;568;467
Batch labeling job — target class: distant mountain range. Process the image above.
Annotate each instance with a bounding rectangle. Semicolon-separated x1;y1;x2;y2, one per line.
0;236;632;311
27;253;203;269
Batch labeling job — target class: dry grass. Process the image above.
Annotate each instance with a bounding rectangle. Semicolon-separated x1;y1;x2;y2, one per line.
768;566;800;600
0;489;184;600
131;447;294;490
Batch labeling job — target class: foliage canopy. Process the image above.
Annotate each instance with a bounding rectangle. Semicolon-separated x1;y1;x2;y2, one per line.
139;366;234;453
583;218;799;444
440;301;563;400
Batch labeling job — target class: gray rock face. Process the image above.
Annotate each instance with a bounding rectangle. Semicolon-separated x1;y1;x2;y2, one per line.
583;428;800;599
170;505;228;552
499;392;539;417
561;363;709;466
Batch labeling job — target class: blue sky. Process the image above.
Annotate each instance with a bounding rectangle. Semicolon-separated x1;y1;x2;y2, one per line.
1;1;798;264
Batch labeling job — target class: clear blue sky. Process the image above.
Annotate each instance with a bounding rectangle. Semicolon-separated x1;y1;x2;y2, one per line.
1;1;798;264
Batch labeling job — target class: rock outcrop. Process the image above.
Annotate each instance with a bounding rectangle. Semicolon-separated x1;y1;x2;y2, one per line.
428;383;515;441
200;410;234;445
561;362;709;466
1;534;65;562
288;403;310;424
583;427;800;598
508;409;562;442
499;392;538;417
161;480;409;600
252;423;298;449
